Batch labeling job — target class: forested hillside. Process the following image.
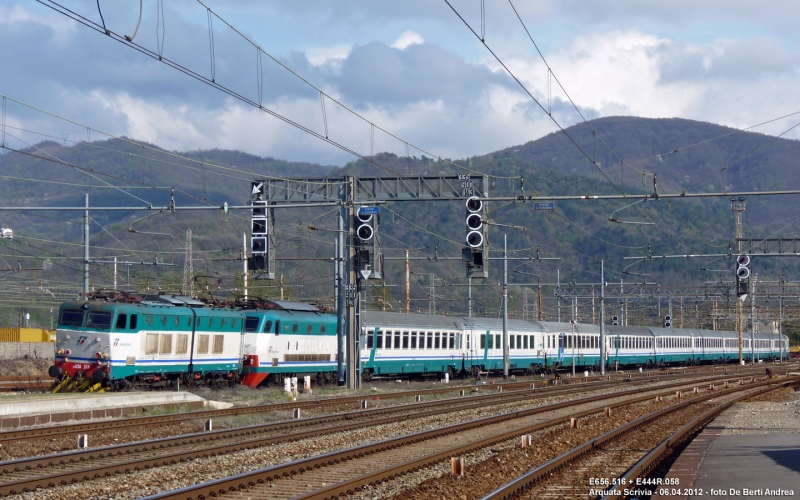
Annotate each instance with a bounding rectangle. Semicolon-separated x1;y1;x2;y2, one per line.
2;116;800;336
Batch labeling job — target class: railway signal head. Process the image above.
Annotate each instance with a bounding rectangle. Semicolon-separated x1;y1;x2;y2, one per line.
735;254;751;298
464;196;488;278
248;181;275;278
611;315;619;326
664;315;672;328
353;206;382;280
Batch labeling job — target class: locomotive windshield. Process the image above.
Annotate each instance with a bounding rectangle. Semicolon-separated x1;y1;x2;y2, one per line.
86;311;113;329
59;309;84;327
244;317;260;332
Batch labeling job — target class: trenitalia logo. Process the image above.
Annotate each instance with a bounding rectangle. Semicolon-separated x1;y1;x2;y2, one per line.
76;336;87;345
114;338;120;346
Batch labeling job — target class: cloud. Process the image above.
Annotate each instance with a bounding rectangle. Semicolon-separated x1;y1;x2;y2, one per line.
657;37;797;83
4;1;800;168
392;30;424;50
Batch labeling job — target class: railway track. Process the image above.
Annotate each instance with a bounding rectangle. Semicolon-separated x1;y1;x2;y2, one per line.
478;378;798;500
0;376;49;393
0;374;736;496
0;364;748;445
125;374;783;500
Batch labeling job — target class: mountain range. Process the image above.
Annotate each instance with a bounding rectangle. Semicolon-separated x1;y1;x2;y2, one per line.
2;116;799;337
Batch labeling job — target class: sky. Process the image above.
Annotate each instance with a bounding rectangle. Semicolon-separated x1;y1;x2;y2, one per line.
2;0;800;166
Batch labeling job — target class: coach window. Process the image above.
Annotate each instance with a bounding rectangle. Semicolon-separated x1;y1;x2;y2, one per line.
523;336;528;349
366;332;374;349
425;332;432;349
376;330;384;349
403;331;409;349
394;331;401;349
411;331;418;349
450;333;456;349
432;332;439;349
115;313;127;330
130;314;138;330
145;333;159;355
510;336;515;349
480;334;486;349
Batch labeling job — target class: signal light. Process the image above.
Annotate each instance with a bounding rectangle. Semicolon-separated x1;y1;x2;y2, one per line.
466;213;483;231
356;223;374;241
737;254;750;267
611;315;619;326
466;230;483;248
466;196;482;213
664;315;672;328
736;266;750;280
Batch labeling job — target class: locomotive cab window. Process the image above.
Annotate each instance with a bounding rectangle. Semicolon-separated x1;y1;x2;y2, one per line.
245;317;260;332
130;314;138;330
59;309;84;327
264;320;273;333
115;314;127;330
307;325;313;334
87;311;112;330
293;324;299;333
320;325;326;334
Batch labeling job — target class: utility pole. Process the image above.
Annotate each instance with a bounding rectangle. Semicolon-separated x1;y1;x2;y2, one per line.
84;194;89;296
337;209;345;386
538;275;543;321
468;277;472;317
737;297;743;365
405;249;410;313
750;274;756;364
600;260;605;376
779;273;784;364
242;232;248;300
502;234;509;379
557;268;561;322
346;177;359;390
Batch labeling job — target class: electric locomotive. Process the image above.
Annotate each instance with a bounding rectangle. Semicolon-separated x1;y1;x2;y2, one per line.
240;300;338;387
50;293;245;392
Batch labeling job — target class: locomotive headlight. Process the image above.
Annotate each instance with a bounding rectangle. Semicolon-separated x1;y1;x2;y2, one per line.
101;352;109;359
57;348;65;355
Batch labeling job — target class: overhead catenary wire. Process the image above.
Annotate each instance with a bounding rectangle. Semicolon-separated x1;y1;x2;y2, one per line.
443;0;655;228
